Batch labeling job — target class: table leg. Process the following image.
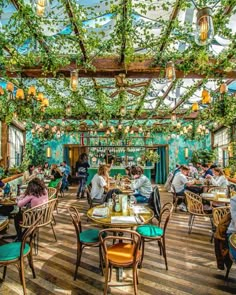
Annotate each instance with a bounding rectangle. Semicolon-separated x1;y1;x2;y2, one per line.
116;267;123;282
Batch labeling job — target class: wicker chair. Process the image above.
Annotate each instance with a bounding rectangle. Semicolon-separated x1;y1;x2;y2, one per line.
47;187;57;199
20;199;57;254
185;190;213;235
0;215;41;295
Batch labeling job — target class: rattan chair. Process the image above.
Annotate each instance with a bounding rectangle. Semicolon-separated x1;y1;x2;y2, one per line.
68;206;103;280
47;187;57;199
99;228;141;295
185;190;213;235
136;202;173;270
20;199;57;254
171;184;185;212
0;215;41;295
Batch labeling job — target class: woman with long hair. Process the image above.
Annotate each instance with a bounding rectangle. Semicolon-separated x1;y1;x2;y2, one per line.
15;177;48;240
90;164;110;202
48;164;63;188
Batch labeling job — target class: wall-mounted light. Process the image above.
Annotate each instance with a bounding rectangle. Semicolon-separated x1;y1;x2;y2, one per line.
195;7;214;46
69;148;72;159
46;146;51;158
184;147;189;159
70;70;78;92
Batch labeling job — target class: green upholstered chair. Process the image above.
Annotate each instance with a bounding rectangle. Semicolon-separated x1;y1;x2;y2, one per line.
68;206;103;280
0;215;41;295
136;202;173;270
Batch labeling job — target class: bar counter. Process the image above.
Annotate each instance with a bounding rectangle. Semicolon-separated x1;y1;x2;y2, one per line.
87;165;154;184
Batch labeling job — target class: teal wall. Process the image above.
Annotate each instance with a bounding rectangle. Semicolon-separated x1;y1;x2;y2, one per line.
27;131;211;173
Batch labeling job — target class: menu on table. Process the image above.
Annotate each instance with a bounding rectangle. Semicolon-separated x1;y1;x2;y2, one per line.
111;216;137;224
92;207;109;218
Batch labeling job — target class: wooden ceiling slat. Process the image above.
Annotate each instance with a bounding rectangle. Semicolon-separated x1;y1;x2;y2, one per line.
120;0;128;64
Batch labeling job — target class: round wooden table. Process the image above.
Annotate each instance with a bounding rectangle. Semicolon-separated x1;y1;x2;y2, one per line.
87;205;154;228
201;193;230;205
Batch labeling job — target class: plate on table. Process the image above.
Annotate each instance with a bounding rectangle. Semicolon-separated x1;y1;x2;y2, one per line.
201;193;215;198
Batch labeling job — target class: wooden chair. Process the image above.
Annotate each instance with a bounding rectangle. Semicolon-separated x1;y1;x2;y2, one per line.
0;215;41;295
20;199;57;254
136;202;173;270
185;190;213;235
86;185;104;209
68;206;103;280
171;184;185;212
99;228;141;295
212;206;232;279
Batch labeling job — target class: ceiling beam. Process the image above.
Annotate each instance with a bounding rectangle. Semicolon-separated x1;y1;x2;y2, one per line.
154;82;176;112
3;57;236;79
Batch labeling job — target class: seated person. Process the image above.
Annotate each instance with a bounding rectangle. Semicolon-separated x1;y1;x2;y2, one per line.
130;166;153;203
15;178;48;239
91;164;110;203
34;164;44;180
23;164;36;184
206;167;228;187
43;162;51;177
0;179;14;216
48;164;63;188
202;163;213;178
123;166;132;183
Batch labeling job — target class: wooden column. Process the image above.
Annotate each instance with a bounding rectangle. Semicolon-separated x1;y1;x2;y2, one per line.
1;121;9;168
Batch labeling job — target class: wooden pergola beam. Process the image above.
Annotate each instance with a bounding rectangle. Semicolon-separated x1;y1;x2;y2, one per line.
120;0;128;63
159;0;183;53
154;82;176;111
11;0;50;54
64;0;88;61
3;57;236;78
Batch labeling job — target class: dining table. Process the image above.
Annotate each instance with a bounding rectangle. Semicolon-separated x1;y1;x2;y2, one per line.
200;192;231;205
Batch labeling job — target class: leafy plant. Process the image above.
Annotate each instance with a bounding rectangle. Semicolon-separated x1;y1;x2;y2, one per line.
143;150;160;163
191;149;216;165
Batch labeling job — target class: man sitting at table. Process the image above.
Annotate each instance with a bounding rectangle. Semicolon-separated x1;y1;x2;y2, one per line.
202;163;213;178
91;164;110;203
130;166;153;203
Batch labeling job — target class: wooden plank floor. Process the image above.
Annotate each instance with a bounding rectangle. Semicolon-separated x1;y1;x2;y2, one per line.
0;186;236;295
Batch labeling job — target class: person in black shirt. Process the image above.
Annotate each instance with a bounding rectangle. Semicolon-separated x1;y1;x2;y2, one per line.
76;153;90;198
104;150;114;165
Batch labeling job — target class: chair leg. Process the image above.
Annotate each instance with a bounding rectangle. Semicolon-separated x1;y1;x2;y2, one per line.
99;245;104;276
19;259;27;295
50;222;57;242
109;265;113;282
74;245;83;280
139;238;145;269
133;264;138;295
188;214;195;234
52;214;57;225
2;266;7;280
34;230;39;255
158;240;162;256
104;265;110;295
161;237;168;270
27;250;36;278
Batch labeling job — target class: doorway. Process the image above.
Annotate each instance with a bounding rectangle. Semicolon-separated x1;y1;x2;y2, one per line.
64;145;88;176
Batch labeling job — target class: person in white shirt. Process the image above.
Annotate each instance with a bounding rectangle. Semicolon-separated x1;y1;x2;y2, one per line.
130;166;153;203
171;165;190;195
91;164;110;202
206;167;228;187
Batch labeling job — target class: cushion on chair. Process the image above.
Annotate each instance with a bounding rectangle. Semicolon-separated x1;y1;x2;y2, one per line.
79;229;100;243
107;243;141;264
0;242;30;261
136;224;163;237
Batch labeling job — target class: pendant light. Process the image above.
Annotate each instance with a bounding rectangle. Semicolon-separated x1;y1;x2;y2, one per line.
192;102;199;112
35;0;48;17
195;7;214;46
165;61;176;81
28;85;36;97
16;89;25;100
70;70;78;92
0;86;4;96
201;89;211;104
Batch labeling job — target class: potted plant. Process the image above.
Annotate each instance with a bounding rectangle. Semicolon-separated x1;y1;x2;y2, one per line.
142;150;160;166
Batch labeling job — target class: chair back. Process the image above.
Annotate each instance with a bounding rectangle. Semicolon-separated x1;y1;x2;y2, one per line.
68;206;82;241
158;202;173;234
21;199;57;229
99;228;141;265
86;185;93;208
20;214;42;259
47;187;57;199
185;190;205;215
212;206;231;227
171;184;177;196
148;185;161;220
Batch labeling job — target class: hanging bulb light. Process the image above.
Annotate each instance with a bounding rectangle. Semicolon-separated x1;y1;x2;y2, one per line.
118;124;122;130
192;102;199;112
37;92;44;101
66;104;72;116
42;97;49;107
28;85;36;97
146;131;151;137
176;122;181;129
16;88;25;100
130;129;134;135
120;105;126;117
165;61;176;81
188;125;193;130
195;7;214;46
35;0;48;17
70;70;78;92
220;83;228;94
0;86;4;96
6;82;14;92
99;121;103;129
106;129;110;136
183;126;188;134
201;89;211;104
171;113;177;121
110;126;115;133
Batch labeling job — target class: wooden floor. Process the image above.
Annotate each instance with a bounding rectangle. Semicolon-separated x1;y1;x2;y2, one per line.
0;186;236;295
